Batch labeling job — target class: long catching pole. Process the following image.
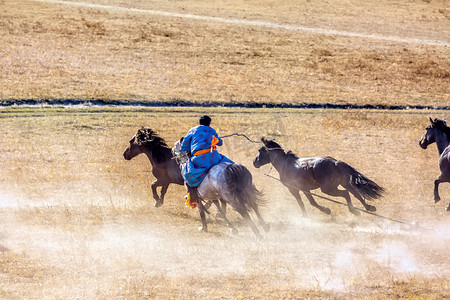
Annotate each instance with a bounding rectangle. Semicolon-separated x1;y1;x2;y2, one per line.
220;133;261;143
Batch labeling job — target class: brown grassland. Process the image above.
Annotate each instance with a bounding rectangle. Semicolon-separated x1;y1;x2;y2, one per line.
0;0;448;106
0;0;450;299
1;107;449;299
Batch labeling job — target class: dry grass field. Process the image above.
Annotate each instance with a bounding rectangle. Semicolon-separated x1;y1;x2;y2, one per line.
1;107;449;299
0;0;449;106
0;0;450;299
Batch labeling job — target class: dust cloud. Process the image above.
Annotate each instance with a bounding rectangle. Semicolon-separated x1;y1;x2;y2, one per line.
2;187;448;297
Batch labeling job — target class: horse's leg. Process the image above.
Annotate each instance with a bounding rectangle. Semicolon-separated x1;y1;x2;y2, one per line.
237;208;262;239
435;175;450;210
212;199;228;222
213;200;238;235
155;184;169;207
198;207;208;232
151;180;164;207
302;192;331;215
434;177;442;203
287;187;307;217
151;180;160;200
203;200;213;209
220;199;227;217
435;172;450;205
321;186;361;216
341;184;376;212
250;202;270;232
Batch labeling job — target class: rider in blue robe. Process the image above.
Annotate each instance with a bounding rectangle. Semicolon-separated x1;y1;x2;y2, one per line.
181;116;233;203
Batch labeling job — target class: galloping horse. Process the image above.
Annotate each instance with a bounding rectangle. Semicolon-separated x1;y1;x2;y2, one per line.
173;140;270;238
123;128;270;237
253;138;384;216
123;127;184;207
419;118;450;211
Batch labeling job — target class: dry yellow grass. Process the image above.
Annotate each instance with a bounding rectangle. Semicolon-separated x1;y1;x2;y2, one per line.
1;0;449;298
0;0;448;106
1;107;449;298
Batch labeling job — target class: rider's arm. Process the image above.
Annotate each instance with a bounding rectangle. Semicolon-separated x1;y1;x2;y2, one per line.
217;136;223;146
212;128;223;146
181;130;193;152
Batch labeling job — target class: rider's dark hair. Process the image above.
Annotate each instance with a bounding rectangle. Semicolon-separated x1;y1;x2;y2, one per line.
199;115;211;126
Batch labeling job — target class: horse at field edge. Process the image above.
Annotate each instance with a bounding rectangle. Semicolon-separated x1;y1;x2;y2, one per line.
253;138;384;216
419;118;450;211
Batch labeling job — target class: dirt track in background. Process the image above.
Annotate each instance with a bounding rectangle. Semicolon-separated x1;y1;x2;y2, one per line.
33;0;450;46
0;0;449;106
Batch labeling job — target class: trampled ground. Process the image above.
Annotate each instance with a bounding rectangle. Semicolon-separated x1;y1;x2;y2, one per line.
0;108;449;298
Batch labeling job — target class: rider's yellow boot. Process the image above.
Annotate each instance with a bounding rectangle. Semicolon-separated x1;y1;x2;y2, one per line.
185;193;197;209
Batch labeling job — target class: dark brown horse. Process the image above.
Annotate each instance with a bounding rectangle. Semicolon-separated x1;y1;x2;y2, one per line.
419;118;450;211
123;127;184;207
253;138;384;216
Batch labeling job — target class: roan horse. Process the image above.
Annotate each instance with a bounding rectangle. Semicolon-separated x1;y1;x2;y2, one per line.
253;138;384;216
123;127;184;208
419;118;450;211
172;140;270;238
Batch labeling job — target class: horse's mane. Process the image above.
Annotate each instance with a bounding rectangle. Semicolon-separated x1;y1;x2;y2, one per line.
135;127;170;162
286;150;298;161
136;127;168;147
432;119;450;140
263;138;298;161
263;139;281;150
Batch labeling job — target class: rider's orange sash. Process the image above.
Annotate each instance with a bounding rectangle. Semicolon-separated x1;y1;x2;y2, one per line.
193;135;220;156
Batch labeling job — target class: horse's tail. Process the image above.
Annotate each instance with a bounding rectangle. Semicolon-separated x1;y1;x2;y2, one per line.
337;161;384;200
225;164;265;211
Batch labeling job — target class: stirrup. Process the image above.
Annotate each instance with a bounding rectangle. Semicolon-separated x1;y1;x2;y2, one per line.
185;193;198;209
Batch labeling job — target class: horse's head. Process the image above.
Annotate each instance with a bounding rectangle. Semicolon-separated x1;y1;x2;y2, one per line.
253;138;281;168
419;118;447;149
123;127;168;160
123;133;143;160
253;146;270;168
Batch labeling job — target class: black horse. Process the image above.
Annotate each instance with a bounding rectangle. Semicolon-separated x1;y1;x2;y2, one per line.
253;138;384;216
419;118;450;211
123;127;184;207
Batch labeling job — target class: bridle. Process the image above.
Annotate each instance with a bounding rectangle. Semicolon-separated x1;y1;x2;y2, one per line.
257;145;286;167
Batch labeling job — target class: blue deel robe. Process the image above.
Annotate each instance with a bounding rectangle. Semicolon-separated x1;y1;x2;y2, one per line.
180;125;233;187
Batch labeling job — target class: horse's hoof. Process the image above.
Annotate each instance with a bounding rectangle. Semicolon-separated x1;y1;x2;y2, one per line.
446;204;450;212
435;197;441;203
262;224;271;233
154;201;163;208
231;228;238;235
322;207;332;215
366;205;376;212
198;226;207;232
350;209;361;216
